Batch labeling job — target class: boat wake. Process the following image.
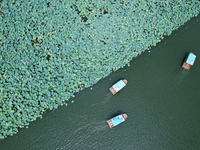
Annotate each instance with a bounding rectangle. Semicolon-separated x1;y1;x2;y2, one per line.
102;93;112;104
168;70;189;90
74;121;108;135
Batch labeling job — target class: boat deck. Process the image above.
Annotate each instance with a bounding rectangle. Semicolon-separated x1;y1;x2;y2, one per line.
107;119;114;128
182;62;191;70
109;87;117;95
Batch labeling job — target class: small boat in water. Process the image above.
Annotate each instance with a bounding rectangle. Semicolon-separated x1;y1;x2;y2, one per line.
109;79;127;95
182;52;196;70
107;114;127;128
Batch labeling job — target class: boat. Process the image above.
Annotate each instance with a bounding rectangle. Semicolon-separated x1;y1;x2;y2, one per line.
107;114;127;128
182;52;196;70
109;79;127;95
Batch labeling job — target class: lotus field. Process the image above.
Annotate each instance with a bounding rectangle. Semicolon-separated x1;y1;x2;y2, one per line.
0;0;200;139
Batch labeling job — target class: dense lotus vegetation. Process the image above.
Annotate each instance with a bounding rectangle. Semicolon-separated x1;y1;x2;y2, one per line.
0;0;200;139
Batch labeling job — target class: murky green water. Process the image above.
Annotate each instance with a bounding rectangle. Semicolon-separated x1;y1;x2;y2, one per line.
1;14;200;150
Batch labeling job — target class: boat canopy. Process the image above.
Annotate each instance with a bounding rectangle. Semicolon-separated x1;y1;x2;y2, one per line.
186;53;196;65
112;80;126;92
111;114;125;127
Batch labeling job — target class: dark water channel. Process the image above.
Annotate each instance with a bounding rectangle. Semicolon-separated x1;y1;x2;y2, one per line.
1;15;200;150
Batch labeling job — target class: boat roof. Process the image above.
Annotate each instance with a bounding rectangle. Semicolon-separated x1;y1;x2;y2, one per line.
112;80;126;92
111;114;124;127
186;53;196;65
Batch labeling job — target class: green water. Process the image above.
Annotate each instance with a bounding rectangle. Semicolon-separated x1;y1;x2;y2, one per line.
1;15;200;150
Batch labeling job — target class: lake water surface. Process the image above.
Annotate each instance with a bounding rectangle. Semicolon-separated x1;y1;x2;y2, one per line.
0;14;200;150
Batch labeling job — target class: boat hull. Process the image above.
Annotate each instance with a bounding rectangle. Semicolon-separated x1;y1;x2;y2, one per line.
107;114;128;128
182;52;196;70
109;79;127;95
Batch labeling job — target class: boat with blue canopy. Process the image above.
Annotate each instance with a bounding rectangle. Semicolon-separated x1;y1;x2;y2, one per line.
109;79;127;95
182;52;196;70
107;114;128;128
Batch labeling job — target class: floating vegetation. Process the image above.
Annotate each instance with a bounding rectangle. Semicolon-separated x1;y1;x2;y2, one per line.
0;0;200;139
